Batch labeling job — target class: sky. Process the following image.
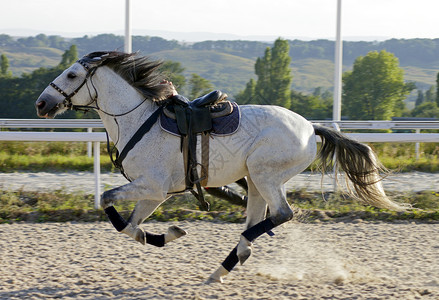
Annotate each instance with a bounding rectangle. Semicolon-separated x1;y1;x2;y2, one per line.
2;0;439;41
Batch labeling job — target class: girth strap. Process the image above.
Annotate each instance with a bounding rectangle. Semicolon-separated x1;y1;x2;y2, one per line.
184;118;210;211
200;133;210;186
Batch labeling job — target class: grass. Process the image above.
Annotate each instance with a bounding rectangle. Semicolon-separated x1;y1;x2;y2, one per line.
379;156;439;172
0;190;247;224
372;142;439;172
0;141;115;172
289;189;439;222
2;187;439;224
0;152;114;172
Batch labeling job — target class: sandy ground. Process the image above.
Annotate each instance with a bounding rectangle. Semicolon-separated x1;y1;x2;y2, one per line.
1;171;439;194
1;172;439;299
1;221;439;299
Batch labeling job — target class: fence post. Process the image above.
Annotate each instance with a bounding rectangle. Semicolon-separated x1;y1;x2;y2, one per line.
93;141;101;209
87;128;92;158
415;129;420;160
331;122;341;192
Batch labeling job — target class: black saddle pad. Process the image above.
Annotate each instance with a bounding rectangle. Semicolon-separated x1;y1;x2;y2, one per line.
160;102;241;136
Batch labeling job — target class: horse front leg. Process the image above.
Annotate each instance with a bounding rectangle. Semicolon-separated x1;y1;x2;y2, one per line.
122;200;187;246
101;180;187;247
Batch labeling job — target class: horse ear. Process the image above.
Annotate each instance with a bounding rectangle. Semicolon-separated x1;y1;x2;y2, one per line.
94;53;110;60
84;51;110;62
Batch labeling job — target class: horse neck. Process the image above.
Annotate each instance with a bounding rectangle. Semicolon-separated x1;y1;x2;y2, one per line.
94;67;158;150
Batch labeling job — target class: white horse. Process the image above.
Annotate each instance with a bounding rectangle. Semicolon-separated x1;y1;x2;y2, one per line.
35;51;404;283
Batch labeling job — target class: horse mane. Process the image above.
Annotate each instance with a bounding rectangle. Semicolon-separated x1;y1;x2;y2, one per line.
82;51;173;102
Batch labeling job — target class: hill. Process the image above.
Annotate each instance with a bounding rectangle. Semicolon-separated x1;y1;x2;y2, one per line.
149;49;255;95
1;34;439;97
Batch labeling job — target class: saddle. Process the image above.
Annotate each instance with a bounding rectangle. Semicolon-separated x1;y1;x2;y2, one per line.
163;90;232;134
162;91;239;211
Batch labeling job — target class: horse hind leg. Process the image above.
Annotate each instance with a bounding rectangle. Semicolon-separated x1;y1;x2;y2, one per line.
207;177;268;283
237;177;269;265
237;182;293;261
207;179;291;283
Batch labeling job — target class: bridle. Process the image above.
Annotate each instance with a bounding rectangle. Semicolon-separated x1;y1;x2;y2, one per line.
49;58;148;117
49;59;99;113
50;56;165;183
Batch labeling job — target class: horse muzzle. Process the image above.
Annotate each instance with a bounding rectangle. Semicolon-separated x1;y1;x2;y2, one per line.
35;94;64;118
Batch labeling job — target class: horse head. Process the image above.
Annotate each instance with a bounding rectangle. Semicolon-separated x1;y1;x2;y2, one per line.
35;55;105;118
35;51;173;119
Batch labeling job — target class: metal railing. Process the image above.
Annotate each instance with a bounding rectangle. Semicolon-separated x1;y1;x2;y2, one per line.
4;119;439;130
316;120;439;130
0;119;104;129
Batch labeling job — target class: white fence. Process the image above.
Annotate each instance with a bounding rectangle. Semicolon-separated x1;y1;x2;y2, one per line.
0;119;106;208
2;119;439;208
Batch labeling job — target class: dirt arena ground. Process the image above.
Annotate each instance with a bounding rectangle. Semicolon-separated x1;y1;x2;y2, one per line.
1;220;439;299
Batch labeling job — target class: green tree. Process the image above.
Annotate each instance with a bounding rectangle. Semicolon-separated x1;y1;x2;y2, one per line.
342;50;413;120
253;38;292;107
235;78;256;104
0;54;12;77
415;89;424;107
269;38;292;107
60;45;78;67
290;90;332;120
188;73;213;99
254;48;271;104
411;102;439;118
0;47;82;118
425;85;435;102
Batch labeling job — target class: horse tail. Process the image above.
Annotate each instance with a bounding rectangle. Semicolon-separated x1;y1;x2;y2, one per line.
313;124;406;211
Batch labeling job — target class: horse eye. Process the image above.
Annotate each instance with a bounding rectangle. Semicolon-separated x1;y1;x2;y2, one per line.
67;72;77;79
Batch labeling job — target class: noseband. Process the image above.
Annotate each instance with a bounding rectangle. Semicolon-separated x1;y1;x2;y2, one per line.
49;59;99;112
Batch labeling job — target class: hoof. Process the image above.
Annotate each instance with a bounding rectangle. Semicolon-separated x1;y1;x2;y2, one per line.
237;236;253;265
205;276;223;284
237;248;252;265
164;225;187;244
168;225;187;238
206;265;228;284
